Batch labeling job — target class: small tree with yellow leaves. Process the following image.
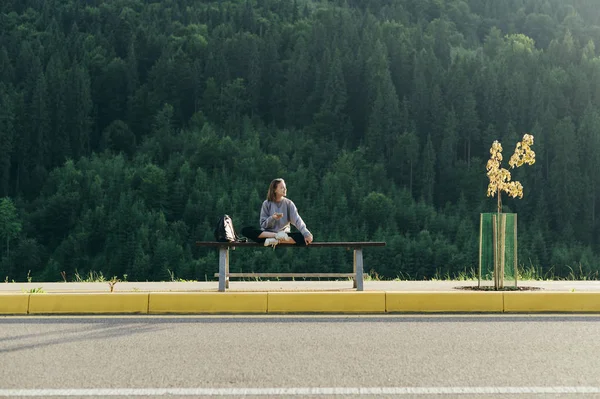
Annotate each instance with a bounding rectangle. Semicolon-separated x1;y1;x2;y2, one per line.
485;134;535;288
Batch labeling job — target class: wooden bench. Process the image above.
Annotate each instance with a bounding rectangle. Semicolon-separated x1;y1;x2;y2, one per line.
195;241;386;292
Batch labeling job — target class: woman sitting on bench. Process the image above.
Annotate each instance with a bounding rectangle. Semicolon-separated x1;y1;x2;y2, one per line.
241;178;314;248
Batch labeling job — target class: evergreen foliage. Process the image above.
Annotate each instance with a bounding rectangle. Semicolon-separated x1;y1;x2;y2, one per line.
1;0;600;281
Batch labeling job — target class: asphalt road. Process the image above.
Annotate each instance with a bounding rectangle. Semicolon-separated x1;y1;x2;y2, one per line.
1;315;600;398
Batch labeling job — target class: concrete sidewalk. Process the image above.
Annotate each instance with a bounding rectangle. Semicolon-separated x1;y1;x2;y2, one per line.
1;280;599;293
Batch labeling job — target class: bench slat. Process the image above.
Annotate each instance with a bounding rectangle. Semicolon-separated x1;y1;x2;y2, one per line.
214;273;355;278
197;241;385;248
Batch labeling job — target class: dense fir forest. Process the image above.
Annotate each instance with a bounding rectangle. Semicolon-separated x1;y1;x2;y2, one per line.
1;0;600;282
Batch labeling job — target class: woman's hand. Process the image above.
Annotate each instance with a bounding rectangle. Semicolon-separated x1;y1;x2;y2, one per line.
272;212;283;220
304;233;313;245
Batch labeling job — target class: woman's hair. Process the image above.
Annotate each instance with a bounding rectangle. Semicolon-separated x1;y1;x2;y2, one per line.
267;178;284;202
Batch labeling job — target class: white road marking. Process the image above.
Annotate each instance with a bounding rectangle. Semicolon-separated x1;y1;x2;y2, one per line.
1;387;600;396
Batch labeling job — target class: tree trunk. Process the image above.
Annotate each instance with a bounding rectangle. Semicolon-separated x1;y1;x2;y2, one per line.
14;163;20;194
497;188;502;213
409;160;413;195
493;214;498;289
592;189;596;224
467;138;471;169
494;189;503;290
499;214;505;289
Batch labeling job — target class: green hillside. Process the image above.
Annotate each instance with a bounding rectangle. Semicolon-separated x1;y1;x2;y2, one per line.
1;0;600;282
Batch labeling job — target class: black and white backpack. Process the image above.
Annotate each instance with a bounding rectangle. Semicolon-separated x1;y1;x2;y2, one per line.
213;215;245;242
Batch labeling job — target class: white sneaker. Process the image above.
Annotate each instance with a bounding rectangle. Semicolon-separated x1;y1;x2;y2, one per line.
275;231;292;242
264;238;279;248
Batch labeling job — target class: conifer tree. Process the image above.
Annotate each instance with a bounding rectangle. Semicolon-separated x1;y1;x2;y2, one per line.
0;197;21;261
67;63;92;159
0;86;14;197
419;134;436;204
46;53;69;165
29;70;50;173
313;50;352;142
365;41;400;161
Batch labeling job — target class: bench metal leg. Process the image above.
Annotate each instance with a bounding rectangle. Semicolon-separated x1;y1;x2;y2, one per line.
226;248;230;289
353;248;364;291
218;248;228;292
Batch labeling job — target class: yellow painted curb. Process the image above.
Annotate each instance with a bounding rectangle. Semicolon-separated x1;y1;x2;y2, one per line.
148;293;267;313
267;292;386;313
504;292;600;312
0;294;30;314
28;293;149;314
386;292;504;312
